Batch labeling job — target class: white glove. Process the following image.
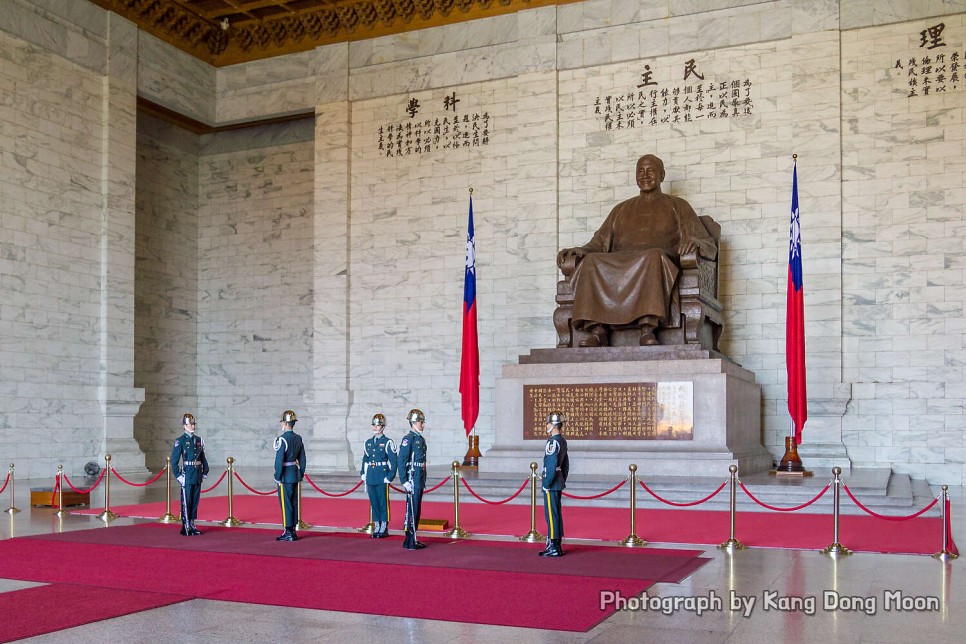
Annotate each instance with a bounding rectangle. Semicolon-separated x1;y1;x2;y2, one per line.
176;474;185;486
361;474;367;482
383;477;390;484
403;481;414;493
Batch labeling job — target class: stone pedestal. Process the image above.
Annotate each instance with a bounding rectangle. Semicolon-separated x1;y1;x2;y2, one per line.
482;347;772;477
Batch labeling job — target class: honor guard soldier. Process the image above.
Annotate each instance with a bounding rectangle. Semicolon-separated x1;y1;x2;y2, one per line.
397;408;428;550
274;409;306;542
361;413;398;538
540;411;569;557
170;413;209;536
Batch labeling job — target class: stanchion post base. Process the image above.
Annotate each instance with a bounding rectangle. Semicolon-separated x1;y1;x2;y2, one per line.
932;550;959;562
157;513;179;524
220;516;244;527
96;510;117;523
358;521;375;534
718;538;747;551
821;543;852;557
519;530;544;543
4;507;21;514
442;526;470;539
617;534;647;547
296;519;312;530
54;509;69;518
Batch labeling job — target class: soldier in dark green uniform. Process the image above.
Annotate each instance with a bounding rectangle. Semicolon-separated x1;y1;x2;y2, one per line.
397;408;428;550
274;409;306;542
361;413;398;538
170;413;210;536
540;411;569;557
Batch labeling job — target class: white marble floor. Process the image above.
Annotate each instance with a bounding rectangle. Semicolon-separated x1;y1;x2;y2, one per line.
1;477;964;643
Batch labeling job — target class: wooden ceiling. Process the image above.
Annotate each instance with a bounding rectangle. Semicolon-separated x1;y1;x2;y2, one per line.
88;0;573;67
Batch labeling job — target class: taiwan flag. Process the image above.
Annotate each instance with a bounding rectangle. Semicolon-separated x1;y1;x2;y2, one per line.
459;195;479;436
786;160;807;444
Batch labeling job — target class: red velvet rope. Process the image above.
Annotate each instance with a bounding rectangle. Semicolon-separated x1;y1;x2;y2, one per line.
51;477;61;508
562;478;627;500
233;471;276;496
0;472;9;495
110;467;166;487
640;478;728;507
738;479;831;512
425;477;453;493
200;470;227;494
842;484;939;521
460;477;529;505
303;474;364;497
389;477;453;495
63;469;107;494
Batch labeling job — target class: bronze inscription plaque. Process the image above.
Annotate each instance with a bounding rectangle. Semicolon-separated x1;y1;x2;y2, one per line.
523;382;694;441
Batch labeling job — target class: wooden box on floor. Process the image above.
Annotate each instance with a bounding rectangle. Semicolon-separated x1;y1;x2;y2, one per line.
30;488;90;507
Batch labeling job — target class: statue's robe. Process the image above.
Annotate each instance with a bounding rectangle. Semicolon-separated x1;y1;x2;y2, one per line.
570;192;717;329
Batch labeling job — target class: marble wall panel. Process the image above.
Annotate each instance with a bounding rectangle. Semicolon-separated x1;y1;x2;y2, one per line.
134;114;200;469
195;120;315;468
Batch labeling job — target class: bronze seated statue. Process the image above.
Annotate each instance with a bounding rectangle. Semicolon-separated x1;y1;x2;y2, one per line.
553;154;723;351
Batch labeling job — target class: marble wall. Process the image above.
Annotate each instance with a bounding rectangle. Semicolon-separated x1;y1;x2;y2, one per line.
195;121;316;467
134;114;200;469
6;0;966;484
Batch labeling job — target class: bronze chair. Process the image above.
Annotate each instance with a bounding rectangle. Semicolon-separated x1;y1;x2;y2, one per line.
553;215;723;350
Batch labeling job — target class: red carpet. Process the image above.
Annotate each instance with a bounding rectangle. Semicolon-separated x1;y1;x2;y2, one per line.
0;585;187;642
0;525;708;634
75;495;956;555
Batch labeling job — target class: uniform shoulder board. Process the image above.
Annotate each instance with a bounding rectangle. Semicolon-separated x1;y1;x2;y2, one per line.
545;440;558;455
273;436;287;451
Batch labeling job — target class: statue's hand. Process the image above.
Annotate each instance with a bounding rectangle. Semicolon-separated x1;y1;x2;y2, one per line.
557;247;585;268
677;240;698;256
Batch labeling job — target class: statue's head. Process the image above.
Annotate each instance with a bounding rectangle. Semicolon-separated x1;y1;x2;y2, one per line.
636;155;665;193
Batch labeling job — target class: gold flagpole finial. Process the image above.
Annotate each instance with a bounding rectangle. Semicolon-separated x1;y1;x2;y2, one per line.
792;154;797;160
469;187;474;194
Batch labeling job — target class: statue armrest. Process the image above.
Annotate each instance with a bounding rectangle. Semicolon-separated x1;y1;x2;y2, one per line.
680;251;699;270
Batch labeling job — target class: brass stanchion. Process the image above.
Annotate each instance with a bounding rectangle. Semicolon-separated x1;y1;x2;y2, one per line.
54;465;68;518
617;464;646;547
821;466;851;556
519;462;544;543
296;480;311;530
95;454;117;522
359;504;375;534
3;464;19;514
442;461;470;539
932;485;959;562
718;465;746;551
220;457;244;527
158;457;178;524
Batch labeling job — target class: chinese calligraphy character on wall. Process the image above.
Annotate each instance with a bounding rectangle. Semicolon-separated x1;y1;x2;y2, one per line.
377;90;493;157
593;59;755;130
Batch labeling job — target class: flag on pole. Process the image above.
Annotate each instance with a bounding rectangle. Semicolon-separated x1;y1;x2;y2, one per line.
786;159;807;444
459;194;479;436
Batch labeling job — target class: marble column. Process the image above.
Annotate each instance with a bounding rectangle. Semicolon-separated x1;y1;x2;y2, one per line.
98;14;145;472
307;44;354;471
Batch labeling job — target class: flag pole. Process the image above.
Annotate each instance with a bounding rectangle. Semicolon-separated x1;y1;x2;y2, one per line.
461;187;482;468
774;154;811;477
